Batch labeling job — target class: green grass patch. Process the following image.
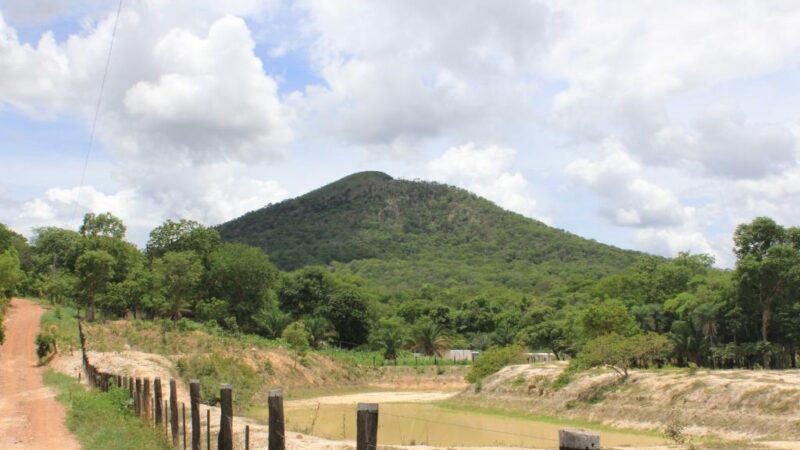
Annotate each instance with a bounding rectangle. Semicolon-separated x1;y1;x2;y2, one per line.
43;370;171;450
40;304;81;352
320;348;471;367
436;399;665;438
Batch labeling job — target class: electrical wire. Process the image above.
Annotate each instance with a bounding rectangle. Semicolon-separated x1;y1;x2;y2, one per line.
71;0;124;223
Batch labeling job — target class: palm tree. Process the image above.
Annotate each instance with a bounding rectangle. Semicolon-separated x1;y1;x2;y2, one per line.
303;316;337;349
371;320;409;361
412;318;452;356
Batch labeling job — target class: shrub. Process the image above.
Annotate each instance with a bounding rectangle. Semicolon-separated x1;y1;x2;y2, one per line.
175;353;259;410
466;345;525;383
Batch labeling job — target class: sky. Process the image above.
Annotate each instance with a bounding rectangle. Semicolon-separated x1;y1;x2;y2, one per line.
2;0;800;267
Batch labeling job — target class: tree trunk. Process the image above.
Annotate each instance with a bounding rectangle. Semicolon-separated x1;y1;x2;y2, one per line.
761;305;771;342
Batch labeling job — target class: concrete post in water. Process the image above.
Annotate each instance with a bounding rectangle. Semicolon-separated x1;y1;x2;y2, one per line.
190;380;201;450
154;377;163;425
558;429;600;450
170;379;179;446
356;403;379;450
268;389;285;450
218;384;233;450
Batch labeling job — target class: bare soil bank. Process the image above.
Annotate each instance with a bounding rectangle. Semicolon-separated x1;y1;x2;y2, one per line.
459;362;800;443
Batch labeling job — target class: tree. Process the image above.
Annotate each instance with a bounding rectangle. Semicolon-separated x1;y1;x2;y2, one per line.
370;317;408;360
75;250;115;321
581;299;639;339
252;300;290;339
734;217;800;346
152;251;203;320
303;316;337;349
277;266;333;317
0;249;23;300
319;285;371;347
517;319;573;360
42;271;77;306
412;318;452;356
575;332;672;379
146;219;220;259
79;212;126;239
206;243;278;331
282;321;310;368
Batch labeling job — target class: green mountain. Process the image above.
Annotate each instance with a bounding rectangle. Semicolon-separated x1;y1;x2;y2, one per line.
216;171;643;298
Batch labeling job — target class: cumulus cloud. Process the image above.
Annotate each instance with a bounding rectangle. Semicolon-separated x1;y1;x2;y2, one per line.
1;3;292;163
566;140;690;227
297;0;548;151
545;1;800;172
633;227;724;264
427;143;541;220
653;104;797;179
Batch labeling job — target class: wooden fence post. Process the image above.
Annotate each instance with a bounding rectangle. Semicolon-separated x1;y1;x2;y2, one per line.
245;425;250;450
190;380;201;450
135;377;142;417
182;403;187;450
170;379;179;446
268;389;285;450
218;384;233;450
206;409;210;450
164;400;169;436
154;377;163;425
143;378;151;421
356;403;378;450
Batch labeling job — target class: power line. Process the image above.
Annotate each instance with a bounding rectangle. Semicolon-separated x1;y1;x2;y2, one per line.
71;0;124;224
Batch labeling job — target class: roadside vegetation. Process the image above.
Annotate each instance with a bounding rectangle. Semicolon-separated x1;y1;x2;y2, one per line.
44;370;171;450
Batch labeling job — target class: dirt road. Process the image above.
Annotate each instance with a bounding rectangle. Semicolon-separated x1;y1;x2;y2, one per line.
0;298;80;449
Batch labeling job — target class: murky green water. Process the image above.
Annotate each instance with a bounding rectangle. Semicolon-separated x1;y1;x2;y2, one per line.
285;403;666;448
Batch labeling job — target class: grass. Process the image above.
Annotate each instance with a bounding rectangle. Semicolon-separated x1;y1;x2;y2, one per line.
437;399;666;438
320;348;472;367
44;370;172;450
40;304;81;352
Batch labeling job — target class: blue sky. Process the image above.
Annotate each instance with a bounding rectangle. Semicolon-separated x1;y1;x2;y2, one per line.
2;0;800;267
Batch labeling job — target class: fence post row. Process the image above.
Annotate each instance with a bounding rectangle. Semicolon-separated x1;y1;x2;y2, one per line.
356;403;379;450
218;384;233;450
268;389;285;450
170;379;179;446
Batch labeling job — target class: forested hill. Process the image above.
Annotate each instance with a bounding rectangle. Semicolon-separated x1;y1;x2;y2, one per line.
216;171;644;297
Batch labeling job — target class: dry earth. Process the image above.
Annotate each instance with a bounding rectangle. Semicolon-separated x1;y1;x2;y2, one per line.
460;362;800;446
0;299;80;450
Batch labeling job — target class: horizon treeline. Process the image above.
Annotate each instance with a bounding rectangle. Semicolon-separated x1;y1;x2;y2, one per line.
2;213;799;369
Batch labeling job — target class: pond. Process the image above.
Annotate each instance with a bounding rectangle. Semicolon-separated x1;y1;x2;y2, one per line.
284;402;667;448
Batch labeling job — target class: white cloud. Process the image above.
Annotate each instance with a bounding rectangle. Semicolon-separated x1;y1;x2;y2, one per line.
652;104;797;179
1;4;292;163
545;1;800;173
633;228;724;265
296;0;548;151
566;140;690;227
427;143;541;220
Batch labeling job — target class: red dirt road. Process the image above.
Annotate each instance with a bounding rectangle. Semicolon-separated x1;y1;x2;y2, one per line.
0;298;80;449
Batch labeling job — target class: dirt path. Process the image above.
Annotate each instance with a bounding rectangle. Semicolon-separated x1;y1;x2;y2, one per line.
0;298;80;450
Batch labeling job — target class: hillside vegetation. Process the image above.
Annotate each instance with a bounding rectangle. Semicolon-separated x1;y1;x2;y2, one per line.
216;171;642;297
